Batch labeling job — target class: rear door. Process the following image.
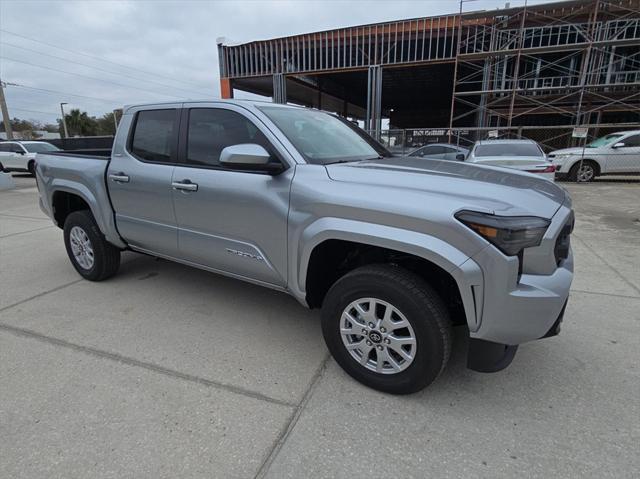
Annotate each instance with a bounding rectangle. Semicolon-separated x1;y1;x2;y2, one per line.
107;106;181;256
171;103;293;286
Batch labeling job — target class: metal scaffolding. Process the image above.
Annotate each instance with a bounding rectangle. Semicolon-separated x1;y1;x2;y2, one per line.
449;0;640;134
217;0;639;138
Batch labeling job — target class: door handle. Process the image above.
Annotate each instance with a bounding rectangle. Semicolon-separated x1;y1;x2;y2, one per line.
109;173;130;183
172;180;198;192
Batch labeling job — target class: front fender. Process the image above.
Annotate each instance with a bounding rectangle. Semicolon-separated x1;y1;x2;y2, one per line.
289;218;483;330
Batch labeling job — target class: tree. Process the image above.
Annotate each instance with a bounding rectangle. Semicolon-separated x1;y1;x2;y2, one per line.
96;113;117;136
61;109;98;137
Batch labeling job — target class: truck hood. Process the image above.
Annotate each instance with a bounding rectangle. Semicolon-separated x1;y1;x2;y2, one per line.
325;157;567;219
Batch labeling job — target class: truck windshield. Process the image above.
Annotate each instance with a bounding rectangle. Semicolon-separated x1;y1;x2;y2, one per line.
474;143;542;157
22;143;60;153
259;106;384;164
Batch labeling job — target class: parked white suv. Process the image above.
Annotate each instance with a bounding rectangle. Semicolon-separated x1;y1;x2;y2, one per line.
549;130;640;182
0;141;60;175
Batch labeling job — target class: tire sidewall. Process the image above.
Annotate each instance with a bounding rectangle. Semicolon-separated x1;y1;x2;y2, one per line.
322;267;448;394
63;211;103;280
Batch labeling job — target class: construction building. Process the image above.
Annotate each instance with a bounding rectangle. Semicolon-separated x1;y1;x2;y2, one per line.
217;0;640;149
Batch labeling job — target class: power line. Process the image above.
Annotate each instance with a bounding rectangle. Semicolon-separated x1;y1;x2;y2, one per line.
1;56;187;99
9;106;60;116
5;82;123;105
1;41;212;97
0;28;211;92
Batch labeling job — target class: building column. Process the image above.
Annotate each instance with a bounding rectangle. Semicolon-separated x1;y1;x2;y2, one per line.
365;65;382;138
220;78;233;99
273;73;287;104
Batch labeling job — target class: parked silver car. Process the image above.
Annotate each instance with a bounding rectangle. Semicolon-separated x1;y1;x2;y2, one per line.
408;143;468;161
35;100;574;394
466;139;556;181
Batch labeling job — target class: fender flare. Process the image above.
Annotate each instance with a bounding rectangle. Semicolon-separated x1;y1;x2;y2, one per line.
49;179;126;249
290;217;484;330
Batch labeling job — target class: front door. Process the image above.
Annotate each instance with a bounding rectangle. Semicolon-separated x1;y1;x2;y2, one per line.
0;142;25;169
107;107;180;256
606;133;640;174
171;105;292;287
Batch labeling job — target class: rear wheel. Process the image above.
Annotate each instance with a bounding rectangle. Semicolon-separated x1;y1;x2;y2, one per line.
321;264;452;394
568;160;597;182
63;210;120;281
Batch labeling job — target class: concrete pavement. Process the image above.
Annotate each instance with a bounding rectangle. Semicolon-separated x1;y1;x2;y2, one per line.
1;175;638;478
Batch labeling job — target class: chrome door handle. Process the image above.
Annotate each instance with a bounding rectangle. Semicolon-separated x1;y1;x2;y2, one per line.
109;173;130;183
172;180;198;192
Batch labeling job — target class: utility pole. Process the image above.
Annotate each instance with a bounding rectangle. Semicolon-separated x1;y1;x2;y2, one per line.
0;80;14;140
60;102;69;138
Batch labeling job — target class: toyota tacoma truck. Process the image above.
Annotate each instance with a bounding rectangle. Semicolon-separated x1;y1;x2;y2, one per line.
35;100;574;394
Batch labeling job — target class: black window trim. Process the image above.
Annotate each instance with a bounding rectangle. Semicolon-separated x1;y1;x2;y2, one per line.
177;106;289;175
126;108;181;166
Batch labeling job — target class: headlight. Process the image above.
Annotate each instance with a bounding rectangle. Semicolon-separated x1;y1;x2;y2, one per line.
455;211;550;256
552;154;572;160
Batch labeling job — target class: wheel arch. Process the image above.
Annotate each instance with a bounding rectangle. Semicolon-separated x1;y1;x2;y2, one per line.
292;218;482;329
568;157;602;176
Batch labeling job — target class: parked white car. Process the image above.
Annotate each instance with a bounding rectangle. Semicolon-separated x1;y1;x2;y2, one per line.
0;141;60;175
548;130;640;182
466;139;556;181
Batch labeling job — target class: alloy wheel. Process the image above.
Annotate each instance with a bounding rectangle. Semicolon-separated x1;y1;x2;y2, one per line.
340;297;417;374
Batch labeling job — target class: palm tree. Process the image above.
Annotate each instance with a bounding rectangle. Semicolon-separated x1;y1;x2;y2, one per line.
63;109;98;137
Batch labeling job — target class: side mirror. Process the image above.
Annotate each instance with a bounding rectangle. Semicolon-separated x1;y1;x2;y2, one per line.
455;153;466;161
612;142;625;149
219;143;283;174
14;150;25;155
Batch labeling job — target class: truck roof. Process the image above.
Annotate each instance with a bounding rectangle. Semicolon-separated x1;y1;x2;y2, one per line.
123;98;300;113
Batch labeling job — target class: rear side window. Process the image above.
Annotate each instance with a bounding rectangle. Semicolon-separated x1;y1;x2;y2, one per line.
130;109;177;163
186;108;272;168
0;143;11;152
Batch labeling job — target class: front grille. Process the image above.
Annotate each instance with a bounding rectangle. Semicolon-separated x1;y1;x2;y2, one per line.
554;210;574;265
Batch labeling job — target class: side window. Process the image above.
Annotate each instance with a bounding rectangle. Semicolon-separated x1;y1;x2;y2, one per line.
130;109;177;163
442;147;456;154
0;143;11;152
426;146;446;156
186;108;273;168
622;134;640;147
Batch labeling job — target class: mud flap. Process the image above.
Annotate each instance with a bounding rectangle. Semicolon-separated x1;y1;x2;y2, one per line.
467;338;518;373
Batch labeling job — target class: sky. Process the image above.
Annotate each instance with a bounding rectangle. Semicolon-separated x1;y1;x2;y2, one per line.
1;0;555;125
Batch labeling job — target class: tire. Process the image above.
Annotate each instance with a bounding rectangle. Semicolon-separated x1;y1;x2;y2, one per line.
568;160;597;182
321;264;452;394
28;160;36;176
63;210;121;281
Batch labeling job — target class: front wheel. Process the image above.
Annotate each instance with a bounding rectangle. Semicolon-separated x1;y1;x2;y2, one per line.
321;264;452;394
28;160;36;176
63;210;121;281
568;161;597;182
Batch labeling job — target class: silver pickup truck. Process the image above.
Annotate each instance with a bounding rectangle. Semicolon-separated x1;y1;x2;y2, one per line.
36;100;574;394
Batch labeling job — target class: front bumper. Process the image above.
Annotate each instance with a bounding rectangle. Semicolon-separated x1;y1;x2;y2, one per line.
456;205;575;346
467;297;568;373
